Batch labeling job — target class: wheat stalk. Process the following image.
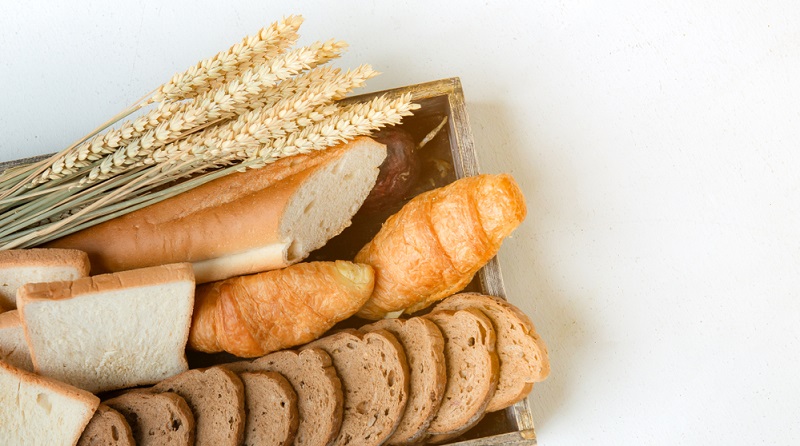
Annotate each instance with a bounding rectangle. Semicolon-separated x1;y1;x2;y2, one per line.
0;18;305;202
35;40;347;187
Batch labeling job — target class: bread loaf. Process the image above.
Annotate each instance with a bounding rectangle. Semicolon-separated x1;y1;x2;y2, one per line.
355;174;526;319
46;137;387;284
189;260;374;357
17;263;195;393
0;248;89;310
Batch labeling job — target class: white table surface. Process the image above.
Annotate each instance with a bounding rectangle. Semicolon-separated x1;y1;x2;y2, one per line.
2;1;799;444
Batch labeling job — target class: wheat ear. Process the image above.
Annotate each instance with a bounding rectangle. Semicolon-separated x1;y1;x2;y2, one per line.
150;15;304;103
36;40;347;186
144;65;378;167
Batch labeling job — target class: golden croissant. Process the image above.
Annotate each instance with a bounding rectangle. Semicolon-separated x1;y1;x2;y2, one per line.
355;173;526;319
188;260;374;357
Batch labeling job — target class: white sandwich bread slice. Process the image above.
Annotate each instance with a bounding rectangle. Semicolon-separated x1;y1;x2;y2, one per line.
0;360;100;446
0;248;90;310
17;263;196;393
46;136;388;283
0;310;33;372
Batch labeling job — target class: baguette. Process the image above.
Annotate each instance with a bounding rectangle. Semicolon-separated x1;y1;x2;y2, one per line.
189;260;374;357
355;173;526;319
46;137;387;284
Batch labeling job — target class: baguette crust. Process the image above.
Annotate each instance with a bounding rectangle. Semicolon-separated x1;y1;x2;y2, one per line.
46;137;384;283
355;174;526;319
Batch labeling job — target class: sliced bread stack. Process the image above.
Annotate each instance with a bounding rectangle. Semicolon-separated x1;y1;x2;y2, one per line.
52;291;546;446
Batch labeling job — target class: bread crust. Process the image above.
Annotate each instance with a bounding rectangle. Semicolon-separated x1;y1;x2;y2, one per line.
17;262;194;302
355;174;526;319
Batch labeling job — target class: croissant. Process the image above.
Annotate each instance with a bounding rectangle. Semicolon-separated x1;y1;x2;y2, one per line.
188;260;374;357
354;173;526;319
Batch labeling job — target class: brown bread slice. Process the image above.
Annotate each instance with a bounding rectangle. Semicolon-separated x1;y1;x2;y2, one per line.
239;371;299;446
77;404;135;446
224;348;343;446
361;317;447;445
151;366;245;446
105;392;195;446
304;329;409;446
424;308;499;440
434;293;550;411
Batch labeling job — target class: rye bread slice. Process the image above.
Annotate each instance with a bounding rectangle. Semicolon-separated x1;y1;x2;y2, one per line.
239;371;299;446
304;329;409;446
77;404;135;446
225;348;343;446
434;293;550;411
424;308;499;440
105;392;195;446
151;366;245;446
361;317;447;445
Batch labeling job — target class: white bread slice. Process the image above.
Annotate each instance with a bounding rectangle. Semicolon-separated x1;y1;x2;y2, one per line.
46;137;387;284
0;310;33;372
17;263;195;393
0;248;90;310
0;359;100;445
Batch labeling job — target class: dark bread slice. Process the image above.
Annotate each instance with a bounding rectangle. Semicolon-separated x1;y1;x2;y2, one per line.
151;366;245;446
77;404;135;446
239;371;299;446
304;329;409;446
361;317;447;445
424;308;499;441
105;392;195;446
225;348;343;446
434;293;550;411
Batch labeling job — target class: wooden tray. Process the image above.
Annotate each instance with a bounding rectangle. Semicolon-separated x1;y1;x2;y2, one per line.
0;77;539;445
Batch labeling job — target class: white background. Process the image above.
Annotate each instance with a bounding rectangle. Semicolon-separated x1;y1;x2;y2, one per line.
2;1;799;444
